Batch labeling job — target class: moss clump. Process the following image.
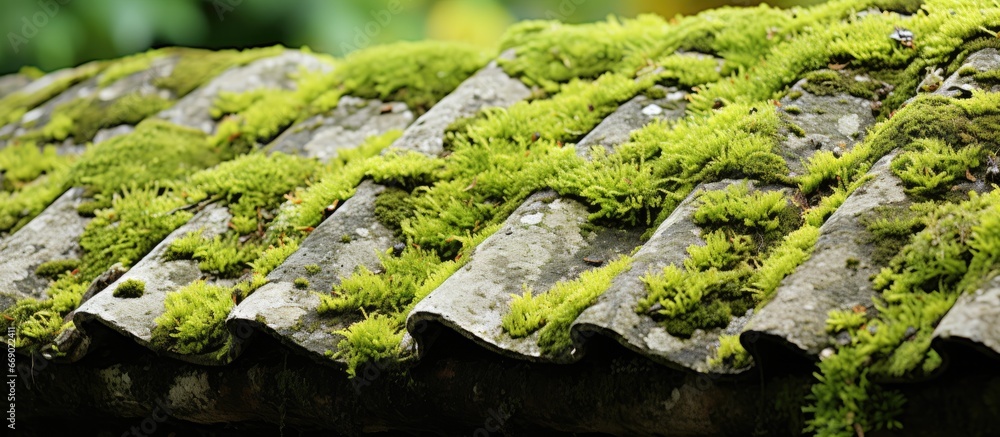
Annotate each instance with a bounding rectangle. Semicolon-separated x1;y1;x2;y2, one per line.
637;183;814;338
332;313;403;377
498;5;791;91
502;256;633;355
27;92;174;144
806;189;1000;436
318;247;443;315
692;182;802;250
890;138;981;198
708;334;752;369
113;279;146;298
34;259;81;279
294;277;310;289
0;62;103;127
304;264;321;275
79;186;192;278
97;49;164;87
154;46;284;98
0;142;70;192
800;70;885;100
0;142;75;235
373;188;414;235
68;119;215;197
326;41;490;114
799;92;1000;198
860;205;927;266
151;280;233;355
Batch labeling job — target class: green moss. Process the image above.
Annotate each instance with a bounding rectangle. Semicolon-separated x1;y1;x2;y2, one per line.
0;170;72;235
783;105;802;115
0;142;74;234
801;70;884;100
1;273;87;349
318;247;443;315
339;234;352;244
294;277;310;289
326;41;490;113
113;279;146;298
890;138;981;197
68;119;215;197
0;62;103;127
331;313;403;377
97;49;163;87
860;205;927;266
799;91;1000;198
79;186;192;278
806;189;1000;436
154;46;284;98
825;308;867;333
151;280;234;355
498;5;791;91
0;142;71;192
693;182;802;251
166;231;204;260
708;334;752;369
304;264;321;275
636;182;814;337
373;187;414;234
34;259;81;279
502;256;633;355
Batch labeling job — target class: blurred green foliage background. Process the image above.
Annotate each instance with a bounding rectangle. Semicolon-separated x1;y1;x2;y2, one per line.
0;0;824;75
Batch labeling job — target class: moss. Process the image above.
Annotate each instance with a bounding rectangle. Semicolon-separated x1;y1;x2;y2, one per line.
786;90;803;100
636;182;815;337
304;264;321;275
166;231;204;260
825;308;867;333
151;280;234;355
0;142;70;192
113;279;146;298
97;49;164;87
75;199;110;217
783;105;803;115
0;170;72;235
79;186;192;278
154;46;283;98
502;256;633;355
331;313;403;377
845;257;861;269
806;189;1000;436
498;5;791;91
860;205;926;266
373;187;414;235
890;138;981;198
799;91;1000;198
693;182;802;249
801;70;884;100
325;41;490;113
318;247;443;315
708;334;752;369
34;259;81;279
339;234;352;244
69;119;215;197
0;62;103;127
293;277;310;289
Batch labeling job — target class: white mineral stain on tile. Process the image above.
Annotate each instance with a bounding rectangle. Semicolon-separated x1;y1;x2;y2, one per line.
520;212;544;225
837;113;860;137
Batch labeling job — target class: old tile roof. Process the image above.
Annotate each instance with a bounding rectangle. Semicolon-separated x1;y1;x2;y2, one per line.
3;1;1000;435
